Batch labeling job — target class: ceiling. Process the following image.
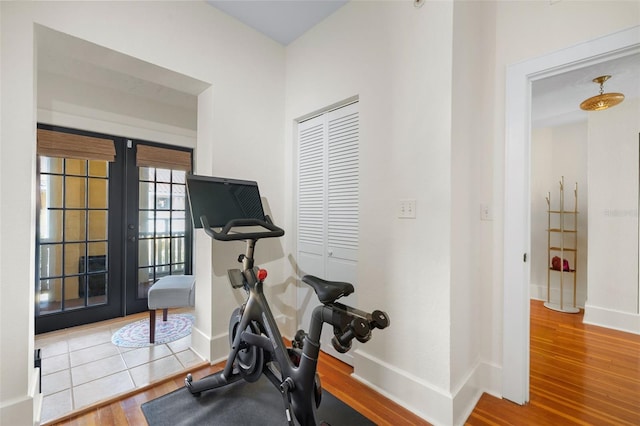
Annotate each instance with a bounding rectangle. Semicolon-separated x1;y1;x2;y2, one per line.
206;0;348;45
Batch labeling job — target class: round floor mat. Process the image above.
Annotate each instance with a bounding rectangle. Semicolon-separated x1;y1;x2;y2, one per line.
111;313;194;347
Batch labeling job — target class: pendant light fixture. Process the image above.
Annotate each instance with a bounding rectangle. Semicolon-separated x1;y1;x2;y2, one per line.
580;75;625;111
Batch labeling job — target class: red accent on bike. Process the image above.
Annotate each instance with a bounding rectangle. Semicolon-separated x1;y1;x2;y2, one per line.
257;269;268;281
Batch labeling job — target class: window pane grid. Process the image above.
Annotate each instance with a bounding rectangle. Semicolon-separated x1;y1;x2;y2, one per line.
137;167;187;298
38;157;109;315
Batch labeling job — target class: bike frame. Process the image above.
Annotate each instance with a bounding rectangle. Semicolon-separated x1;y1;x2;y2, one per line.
185;214;388;426
187;232;330;425
227;256;324;425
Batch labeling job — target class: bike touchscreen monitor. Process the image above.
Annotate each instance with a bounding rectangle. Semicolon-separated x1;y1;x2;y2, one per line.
186;174;266;229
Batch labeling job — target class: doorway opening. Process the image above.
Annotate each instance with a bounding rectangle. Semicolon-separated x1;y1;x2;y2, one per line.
502;27;640;404
35;125;193;334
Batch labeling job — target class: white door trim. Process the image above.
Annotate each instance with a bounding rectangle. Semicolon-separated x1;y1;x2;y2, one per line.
502;25;640;405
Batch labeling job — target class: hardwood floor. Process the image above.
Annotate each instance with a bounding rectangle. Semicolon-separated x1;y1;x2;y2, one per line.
46;352;427;426
467;300;640;425
47;300;639;426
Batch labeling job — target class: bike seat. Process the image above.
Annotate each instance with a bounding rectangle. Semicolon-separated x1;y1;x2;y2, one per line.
302;275;354;304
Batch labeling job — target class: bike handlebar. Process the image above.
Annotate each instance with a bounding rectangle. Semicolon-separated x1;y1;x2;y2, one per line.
200;215;285;241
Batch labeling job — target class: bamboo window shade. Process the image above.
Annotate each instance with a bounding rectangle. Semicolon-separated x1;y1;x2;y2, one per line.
136;144;192;172
37;129;116;162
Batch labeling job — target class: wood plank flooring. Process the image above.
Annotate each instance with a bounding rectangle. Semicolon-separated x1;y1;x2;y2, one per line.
47;300;639;425
467;300;640;425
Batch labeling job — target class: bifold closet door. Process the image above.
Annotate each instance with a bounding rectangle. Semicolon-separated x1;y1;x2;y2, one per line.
296;102;359;364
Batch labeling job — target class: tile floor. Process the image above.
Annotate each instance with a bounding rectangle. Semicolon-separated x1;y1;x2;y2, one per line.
35;309;203;424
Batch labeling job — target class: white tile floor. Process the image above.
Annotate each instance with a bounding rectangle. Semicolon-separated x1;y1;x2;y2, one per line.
35;309;203;424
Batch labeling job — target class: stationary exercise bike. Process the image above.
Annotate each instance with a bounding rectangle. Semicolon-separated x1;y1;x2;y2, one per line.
184;174;390;426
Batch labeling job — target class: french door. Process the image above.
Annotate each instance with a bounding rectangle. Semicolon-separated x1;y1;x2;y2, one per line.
35;125;192;334
124;142;192;314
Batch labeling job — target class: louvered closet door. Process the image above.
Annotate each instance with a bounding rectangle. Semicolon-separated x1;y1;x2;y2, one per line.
297;102;359;364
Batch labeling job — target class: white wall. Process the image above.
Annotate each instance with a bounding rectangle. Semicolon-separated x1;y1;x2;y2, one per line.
1;3;39;423
531;122;588;307
450;1;500;423
0;2;285;424
285;1;456;424
586;98;640;333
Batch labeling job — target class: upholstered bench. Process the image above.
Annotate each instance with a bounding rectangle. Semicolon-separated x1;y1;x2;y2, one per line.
147;275;195;343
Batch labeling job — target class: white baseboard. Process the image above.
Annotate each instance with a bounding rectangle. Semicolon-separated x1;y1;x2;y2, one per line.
0;369;41;426
451;361;502;426
530;283;586;308
189;325;220;363
583;303;640;335
352;350;502;426
352;350;454;425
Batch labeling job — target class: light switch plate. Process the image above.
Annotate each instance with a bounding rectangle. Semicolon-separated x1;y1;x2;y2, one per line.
398;199;416;219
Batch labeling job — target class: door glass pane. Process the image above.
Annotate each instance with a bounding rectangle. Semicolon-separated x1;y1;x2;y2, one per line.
171;211;185;235
156;168;171;183
88;211;107;240
41;157;63;174
88;242;107;268
139;211;154;236
64;243;85;276
156;183;171;210
65;177;86;208
172;185;186;210
79;248;107;306
41;175;63;208
172;238;185;264
64;276;83;310
87;274;107;306
172;170;186;184
155;211;170;236
88;160;108;177
139;182;153;209
155;238;170;265
38;278;62;314
87;274;108;306
65;210;86;241
138;239;153;267
66;158;86;176
39;244;63;278
86;258;106;274
88;178;108;208
41;210;63;242
155;265;170;279
138;267;153;298
139;166;154;181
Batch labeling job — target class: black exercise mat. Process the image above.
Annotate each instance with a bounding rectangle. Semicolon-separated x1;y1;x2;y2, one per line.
141;374;376;425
